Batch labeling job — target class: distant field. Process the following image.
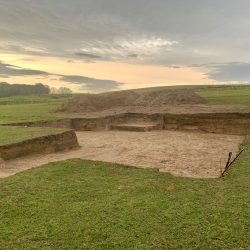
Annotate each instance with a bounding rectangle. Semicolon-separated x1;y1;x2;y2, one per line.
195;85;250;105
0;103;63;124
0;136;249;249
0;126;68;146
0;94;73;105
0;94;73;124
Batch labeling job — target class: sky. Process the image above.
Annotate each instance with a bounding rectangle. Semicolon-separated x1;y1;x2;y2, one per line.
0;0;250;93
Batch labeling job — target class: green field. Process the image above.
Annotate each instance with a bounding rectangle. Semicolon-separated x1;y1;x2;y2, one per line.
0;87;249;249
0;126;68;146
0;137;249;249
195;85;250;105
0;94;72;124
0;94;73;105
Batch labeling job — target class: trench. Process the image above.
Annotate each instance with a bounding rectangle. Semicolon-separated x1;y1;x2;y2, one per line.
1;112;249;178
5;112;250;135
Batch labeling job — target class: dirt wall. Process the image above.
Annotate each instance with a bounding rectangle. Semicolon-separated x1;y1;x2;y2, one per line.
72;112;250;135
0;158;5;169
0;130;79;161
72;113;164;131
3;112;250;135
163;113;250;135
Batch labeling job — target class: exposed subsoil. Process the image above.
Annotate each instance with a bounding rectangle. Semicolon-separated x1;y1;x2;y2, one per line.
59;104;248;119
60;89;207;113
0;130;79;160
1;131;244;179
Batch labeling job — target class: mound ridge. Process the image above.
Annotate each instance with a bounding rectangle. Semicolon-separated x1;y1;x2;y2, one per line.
61;88;207;113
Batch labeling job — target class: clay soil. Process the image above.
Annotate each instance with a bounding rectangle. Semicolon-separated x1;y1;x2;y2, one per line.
1;130;244;179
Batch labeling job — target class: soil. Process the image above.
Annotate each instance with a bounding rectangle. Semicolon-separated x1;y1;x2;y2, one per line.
1;131;244;179
0;158;5;169
0;130;79;160
60;89;207;113
59;104;248;119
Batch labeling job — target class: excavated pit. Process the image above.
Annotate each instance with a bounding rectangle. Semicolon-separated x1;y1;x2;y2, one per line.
7;112;250;135
1;112;249;178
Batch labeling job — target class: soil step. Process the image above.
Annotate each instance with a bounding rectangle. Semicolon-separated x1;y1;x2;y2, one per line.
110;123;159;132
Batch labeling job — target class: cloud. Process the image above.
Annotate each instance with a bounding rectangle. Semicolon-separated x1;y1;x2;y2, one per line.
206;62;250;82
60;75;123;92
75;52;101;59
0;0;232;65
2;0;250;83
0;61;48;77
127;54;138;58
0;60;123;92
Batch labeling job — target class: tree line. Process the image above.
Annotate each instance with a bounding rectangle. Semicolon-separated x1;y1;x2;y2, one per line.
0;82;72;97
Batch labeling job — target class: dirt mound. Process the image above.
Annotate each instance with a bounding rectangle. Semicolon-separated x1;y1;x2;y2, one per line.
134;89;206;106
60;88;207;113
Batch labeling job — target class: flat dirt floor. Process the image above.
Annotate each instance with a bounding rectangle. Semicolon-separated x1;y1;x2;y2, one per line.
0;131;244;179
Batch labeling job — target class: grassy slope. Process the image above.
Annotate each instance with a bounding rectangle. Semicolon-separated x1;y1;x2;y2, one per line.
0;138;249;249
0;126;68;146
195;85;250;105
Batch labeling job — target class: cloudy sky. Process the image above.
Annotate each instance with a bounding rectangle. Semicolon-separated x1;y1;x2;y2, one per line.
0;0;250;92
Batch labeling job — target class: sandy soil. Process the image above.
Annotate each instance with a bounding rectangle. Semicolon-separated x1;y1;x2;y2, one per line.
0;131;244;179
60;89;207;113
59;104;248;119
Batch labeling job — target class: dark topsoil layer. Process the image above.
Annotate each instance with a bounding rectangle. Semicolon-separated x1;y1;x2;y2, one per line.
60;89;207;113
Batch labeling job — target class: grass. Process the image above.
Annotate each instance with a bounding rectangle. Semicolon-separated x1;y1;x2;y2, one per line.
0;137;249;249
195;85;250;105
0;94;72;124
0;126;69;146
0;94;73;105
0;87;249;248
0;103;63;124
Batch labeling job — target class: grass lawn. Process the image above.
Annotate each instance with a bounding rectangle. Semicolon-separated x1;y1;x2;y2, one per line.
0;139;249;249
0;103;63;124
0;126;68;146
195;85;250;105
0;94;73;124
0;94;73;105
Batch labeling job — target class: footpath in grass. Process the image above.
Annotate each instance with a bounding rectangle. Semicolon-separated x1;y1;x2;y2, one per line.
0;126;68;146
0;139;249;249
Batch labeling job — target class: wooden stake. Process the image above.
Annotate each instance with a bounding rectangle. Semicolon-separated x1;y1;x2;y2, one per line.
221;149;244;177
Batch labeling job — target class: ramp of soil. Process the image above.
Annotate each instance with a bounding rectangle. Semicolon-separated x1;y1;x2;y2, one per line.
60;89;207;113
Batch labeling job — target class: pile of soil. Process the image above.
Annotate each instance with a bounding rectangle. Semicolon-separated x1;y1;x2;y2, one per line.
60;88;207;113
